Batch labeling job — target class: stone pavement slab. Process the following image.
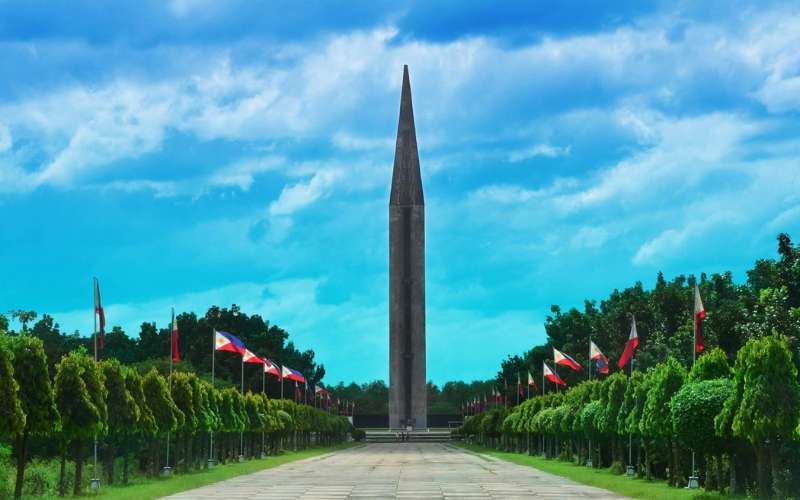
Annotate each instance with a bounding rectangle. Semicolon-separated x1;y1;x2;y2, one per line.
163;443;626;499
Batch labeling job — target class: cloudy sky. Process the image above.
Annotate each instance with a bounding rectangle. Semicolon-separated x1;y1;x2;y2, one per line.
1;1;799;384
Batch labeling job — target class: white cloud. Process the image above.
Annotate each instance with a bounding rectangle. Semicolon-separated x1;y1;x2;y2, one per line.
570;226;610;249
332;132;394;152
1;7;799;195
0;123;11;152
633;226;692;266
206;157;284;191
269;170;340;216
471;184;541;204
554;111;761;212
509;143;570;162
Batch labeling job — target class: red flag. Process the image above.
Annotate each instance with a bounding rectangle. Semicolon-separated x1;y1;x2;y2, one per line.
171;308;180;362
694;284;706;353
553;347;582;371
93;278;105;351
618;316;640;369
590;341;609;375
543;362;566;386
527;371;539;393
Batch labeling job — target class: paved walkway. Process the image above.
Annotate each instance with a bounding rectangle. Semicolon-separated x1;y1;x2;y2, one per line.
164;442;626;499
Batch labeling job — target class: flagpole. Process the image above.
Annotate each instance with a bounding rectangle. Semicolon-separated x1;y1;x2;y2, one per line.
689;291;698;488
91;278;99;491
261;366;265;458
240;355;244;461
209;330;215;467
165;308;174;475
626;314;635;477
541;362;545;456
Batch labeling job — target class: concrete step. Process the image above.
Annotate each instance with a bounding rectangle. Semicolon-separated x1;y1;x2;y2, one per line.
365;431;452;443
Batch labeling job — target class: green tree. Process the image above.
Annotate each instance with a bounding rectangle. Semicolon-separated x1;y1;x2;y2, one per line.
725;334;800;498
142;368;183;475
123;368;155;483
688;347;732;382
100;359;138;484
11;335;60;499
671;379;733;491
0;335;25;441
639;358;686;486
9;310;37;332
53;350;107;496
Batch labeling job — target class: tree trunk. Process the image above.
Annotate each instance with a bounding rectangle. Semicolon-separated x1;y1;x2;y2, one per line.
73;440;84;496
14;430;28;499
104;440;115;485
769;444;782;499
122;436;130;485
755;445;770;500
59;444;67;497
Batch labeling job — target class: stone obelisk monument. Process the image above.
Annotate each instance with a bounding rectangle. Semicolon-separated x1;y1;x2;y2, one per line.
389;65;426;430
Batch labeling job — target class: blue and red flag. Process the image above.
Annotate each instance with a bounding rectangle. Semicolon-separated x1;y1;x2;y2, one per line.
264;358;281;378
281;365;306;383
214;330;246;355
590;341;609;375
553;347;582;371
694;285;706;353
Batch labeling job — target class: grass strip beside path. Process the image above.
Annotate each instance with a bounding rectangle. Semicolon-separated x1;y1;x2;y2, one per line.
453;443;725;500
94;443;361;500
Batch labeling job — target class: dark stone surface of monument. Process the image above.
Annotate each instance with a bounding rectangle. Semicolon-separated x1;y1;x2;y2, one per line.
389;65;427;430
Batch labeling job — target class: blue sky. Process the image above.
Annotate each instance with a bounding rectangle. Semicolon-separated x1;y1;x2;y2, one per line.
1;1;799;385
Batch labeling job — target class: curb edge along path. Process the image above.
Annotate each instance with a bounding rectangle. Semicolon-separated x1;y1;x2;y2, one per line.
163;442;628;499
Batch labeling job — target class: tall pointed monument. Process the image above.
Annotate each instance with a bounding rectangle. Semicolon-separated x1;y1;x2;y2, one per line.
389;65;426;429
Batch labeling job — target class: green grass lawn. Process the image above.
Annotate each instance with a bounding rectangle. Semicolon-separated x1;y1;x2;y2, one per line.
453;442;726;500
24;443;360;500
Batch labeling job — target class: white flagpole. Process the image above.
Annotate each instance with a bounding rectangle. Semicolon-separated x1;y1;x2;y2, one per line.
240;355;244;460
165;309;173;475
626;314;635;477
688;290;700;488
92;278;99;491
209;330;215;466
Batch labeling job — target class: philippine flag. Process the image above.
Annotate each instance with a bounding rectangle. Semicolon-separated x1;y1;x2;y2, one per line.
617;316;640;369
553;347;582;371
590;341;609;375
264;359;281;378
214;330;246;355
694;284;706;353
543;362;567;386
242;349;264;364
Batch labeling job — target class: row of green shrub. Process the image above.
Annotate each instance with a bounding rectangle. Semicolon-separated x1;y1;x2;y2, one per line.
457;334;800;499
0;334;352;498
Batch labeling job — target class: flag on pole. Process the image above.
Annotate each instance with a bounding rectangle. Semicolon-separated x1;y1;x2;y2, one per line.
694;284;706;353
517;373;524;396
214;331;246;355
242;349;264;364
93;278;106;351
553;347;582;371
590;341;609;375
527;371;539;392
281;365;305;383
171;309;180;362
543;362;567;386
263;359;281;378
617;316;640;369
